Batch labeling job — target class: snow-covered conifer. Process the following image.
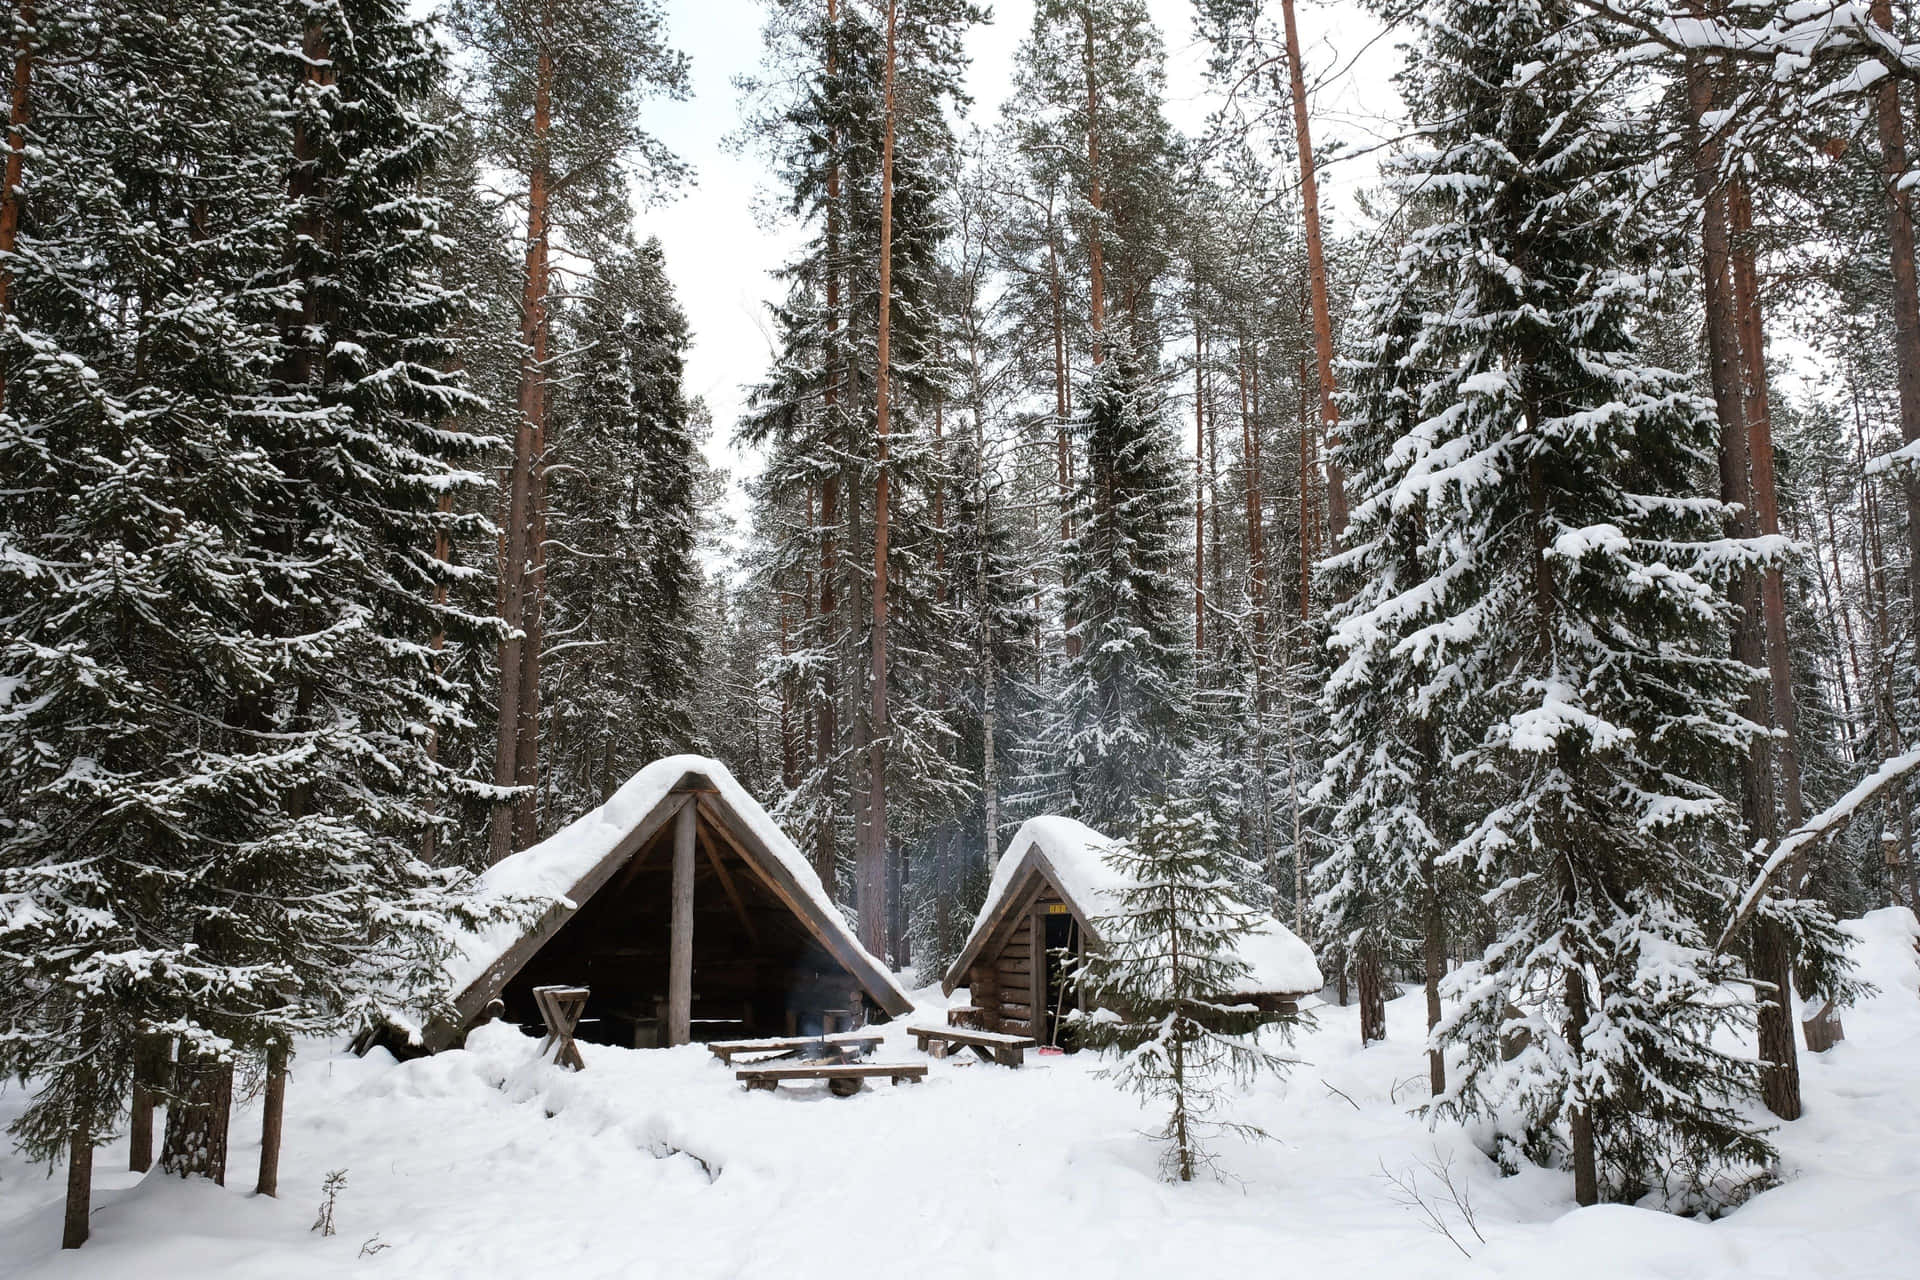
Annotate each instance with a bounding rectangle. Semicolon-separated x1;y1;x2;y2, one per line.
1022;332;1191;828
542;239;709;823
1079;791;1297;1181
1342;0;1785;1205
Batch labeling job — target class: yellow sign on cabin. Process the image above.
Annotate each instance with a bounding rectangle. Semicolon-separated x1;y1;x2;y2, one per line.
1046;903;1070;915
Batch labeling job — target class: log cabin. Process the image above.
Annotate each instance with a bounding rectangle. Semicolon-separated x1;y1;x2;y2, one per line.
942;816;1322;1045
418;757;912;1052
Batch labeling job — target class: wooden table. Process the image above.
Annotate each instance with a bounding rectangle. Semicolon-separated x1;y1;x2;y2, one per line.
906;1024;1035;1067
707;1031;885;1066
736;1062;927;1097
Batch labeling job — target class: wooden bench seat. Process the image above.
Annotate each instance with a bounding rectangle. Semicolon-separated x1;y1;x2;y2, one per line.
735;1062;927;1097
708;1032;884;1065
906;1024;1035;1067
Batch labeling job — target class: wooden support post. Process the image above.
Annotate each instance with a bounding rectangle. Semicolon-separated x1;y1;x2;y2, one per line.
668;797;696;1046
1029;907;1045;1044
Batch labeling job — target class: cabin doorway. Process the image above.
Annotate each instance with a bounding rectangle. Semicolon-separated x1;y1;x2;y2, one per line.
1041;908;1083;1048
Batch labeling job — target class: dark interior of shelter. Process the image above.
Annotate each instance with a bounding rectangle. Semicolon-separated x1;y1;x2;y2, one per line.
499;805;870;1046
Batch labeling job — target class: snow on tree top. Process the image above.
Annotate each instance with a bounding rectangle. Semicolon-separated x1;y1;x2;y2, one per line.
954;815;1324;996
447;755;904;1006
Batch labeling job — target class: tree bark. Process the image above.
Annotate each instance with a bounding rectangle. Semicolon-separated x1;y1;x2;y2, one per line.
1356;941;1386;1045
1685;47;1801;1121
1194;316;1205;659
128;1035;166;1173
491;46;554;864
1419;715;1446;1096
1081;4;1105;361
861;0;900;961
161;1054;232;1184
817;0;844;891
0;0;32;416
63;1108;91;1250
255;1043;287;1197
1728;178;1807;836
1566;966;1599;1206
1279;0;1345;539
1871;0;1920;665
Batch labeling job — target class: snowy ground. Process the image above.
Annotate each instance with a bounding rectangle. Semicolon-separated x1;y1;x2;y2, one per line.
3;908;1916;1280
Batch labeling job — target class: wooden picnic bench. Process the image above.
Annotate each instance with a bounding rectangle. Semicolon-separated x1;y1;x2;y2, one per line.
906;1024;1035;1067
707;1031;884;1066
735;1062;928;1097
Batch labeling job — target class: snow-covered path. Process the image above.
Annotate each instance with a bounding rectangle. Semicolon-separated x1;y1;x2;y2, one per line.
3;908;1916;1279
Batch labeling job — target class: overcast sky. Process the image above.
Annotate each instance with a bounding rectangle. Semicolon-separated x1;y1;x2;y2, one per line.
627;0;1402;503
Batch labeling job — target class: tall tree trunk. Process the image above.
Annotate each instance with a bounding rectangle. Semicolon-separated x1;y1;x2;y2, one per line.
1052;230;1078;661
1081;4;1104;361
969;328;999;862
1871;0;1920;667
1240;335;1274;880
128;1035;165;1174
161;1054;232;1184
491;48;554;864
1299;342;1315;618
1686;50;1800;1121
1356;941;1386;1045
0;0;32;416
255;1042;287;1197
516;370;549;848
1279;0;1345;539
817;0;844;892
861;0;899;961
1728;178;1807;837
63;1094;91;1250
1565;965;1599;1206
1417;715;1446;1096
1194;316;1205;659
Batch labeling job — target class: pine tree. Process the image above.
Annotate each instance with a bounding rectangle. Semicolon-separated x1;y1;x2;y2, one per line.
739;0;980;960
449;0;689;860
1347;0;1786;1205
1078;790;1297;1182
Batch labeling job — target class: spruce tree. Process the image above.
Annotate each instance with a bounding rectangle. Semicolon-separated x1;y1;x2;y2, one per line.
1079;790;1297;1182
542;238;708;822
449;0;690;860
1314;245;1463;1064
0;0;492;1237
1024;333;1191;828
1348;0;1783;1205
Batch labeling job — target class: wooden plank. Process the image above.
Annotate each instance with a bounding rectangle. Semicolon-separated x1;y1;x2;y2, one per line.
735;1062;927;1084
698;814;761;945
708;1033;884;1064
905;1024;1034;1049
668;798;696;1046
1029;904;1046;1046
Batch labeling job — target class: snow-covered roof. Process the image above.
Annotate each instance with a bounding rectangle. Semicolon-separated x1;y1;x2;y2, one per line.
440;755;911;1040
944;814;1323;997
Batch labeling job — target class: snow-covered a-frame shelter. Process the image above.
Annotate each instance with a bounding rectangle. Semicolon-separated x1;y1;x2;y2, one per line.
425;757;911;1052
942;816;1323;1045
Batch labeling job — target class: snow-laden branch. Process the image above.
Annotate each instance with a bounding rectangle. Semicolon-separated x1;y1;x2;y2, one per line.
1718;747;1920;951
